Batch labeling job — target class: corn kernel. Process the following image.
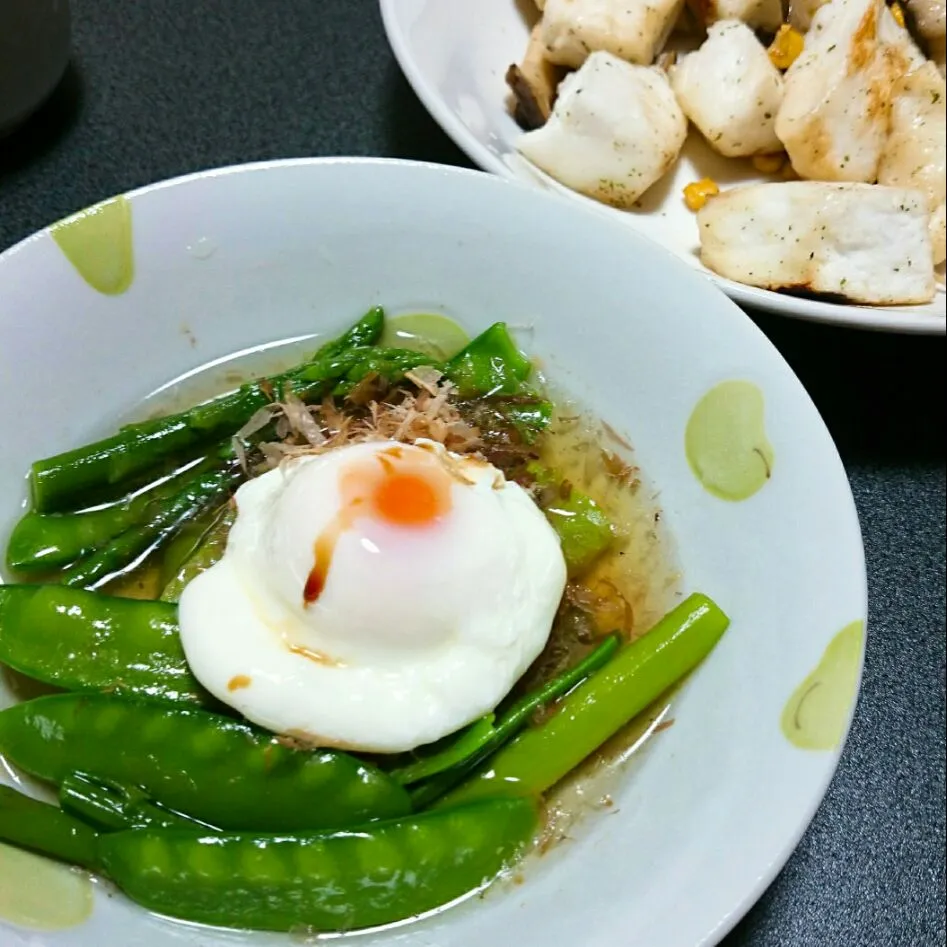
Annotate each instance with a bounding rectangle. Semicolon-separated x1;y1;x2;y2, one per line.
752;152;786;174
683;178;720;212
889;1;906;27
768;25;805;70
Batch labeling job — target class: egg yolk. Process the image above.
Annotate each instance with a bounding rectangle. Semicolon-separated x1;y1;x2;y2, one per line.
372;472;441;526
303;446;453;605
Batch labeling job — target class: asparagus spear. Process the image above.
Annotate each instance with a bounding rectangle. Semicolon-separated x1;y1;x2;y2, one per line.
29;309;385;512
310;305;384;358
436;593;729;806
330;348;446;397
60;460;243;589
0;784;99;869
7;456;216;574
399;633;621;803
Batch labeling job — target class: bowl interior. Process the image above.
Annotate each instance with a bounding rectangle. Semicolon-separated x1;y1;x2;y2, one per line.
0;158;867;947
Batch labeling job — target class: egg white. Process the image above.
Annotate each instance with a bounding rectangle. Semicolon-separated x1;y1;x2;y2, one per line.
178;439;567;753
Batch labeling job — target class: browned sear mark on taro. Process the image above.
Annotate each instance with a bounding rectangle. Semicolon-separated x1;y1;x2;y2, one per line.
849;7;876;74
227;674;252;691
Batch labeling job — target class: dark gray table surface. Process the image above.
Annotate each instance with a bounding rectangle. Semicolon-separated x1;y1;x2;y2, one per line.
1;2;945;944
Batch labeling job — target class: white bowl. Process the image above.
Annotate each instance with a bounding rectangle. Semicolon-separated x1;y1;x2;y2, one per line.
0;158;867;947
379;0;947;335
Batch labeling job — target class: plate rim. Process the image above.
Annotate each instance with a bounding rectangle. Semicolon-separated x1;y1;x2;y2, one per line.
378;0;947;336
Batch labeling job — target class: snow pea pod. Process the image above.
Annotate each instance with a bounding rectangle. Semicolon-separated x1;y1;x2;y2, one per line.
529;462;614;576
155;499;228;592
439;593;730;806
444;322;533;397
160;504;235;602
0;784;99;869
0;584;205;705
98;798;537;932
498;399;553;442
59;771;218;833
543;488;613;576
0;693;411;832
445;324;552;441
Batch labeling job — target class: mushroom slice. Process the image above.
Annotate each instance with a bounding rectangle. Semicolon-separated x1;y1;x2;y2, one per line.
905;0;945;42
506;23;565;130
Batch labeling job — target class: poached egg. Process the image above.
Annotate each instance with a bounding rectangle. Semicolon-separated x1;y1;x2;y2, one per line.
178;439;567;753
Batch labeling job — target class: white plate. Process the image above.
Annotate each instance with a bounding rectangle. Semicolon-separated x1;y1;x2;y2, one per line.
0;158;867;946
380;0;947;335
